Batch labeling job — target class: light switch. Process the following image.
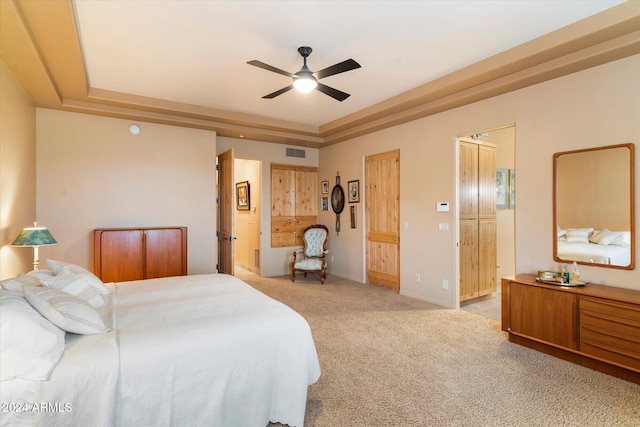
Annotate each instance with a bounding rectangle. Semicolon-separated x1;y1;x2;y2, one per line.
438;222;449;231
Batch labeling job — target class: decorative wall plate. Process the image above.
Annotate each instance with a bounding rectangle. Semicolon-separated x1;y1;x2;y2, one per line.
331;184;345;214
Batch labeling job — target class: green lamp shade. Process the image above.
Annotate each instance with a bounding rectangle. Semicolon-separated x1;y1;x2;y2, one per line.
11;227;58;247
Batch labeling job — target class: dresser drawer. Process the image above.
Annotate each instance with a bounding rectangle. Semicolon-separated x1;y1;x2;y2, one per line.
580;296;640;322
579;296;640;371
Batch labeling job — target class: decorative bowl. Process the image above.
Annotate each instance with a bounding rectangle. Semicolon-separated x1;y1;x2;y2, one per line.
537;270;559;281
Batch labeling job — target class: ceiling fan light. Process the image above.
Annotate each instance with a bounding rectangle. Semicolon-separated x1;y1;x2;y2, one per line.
293;75;317;93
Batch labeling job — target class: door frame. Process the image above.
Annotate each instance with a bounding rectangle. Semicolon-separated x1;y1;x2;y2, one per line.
455;126;517;310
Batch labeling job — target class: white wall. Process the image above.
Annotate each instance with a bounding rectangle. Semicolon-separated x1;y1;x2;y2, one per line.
35;110;217;275
234;158;261;273
217;137;319;277
0;61;37;278
320;54;640;307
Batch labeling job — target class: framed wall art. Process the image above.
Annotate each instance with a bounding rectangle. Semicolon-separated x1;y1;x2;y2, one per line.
321;181;329;194
321;197;329;211
348;180;360;203
496;169;508;210
236;181;250;210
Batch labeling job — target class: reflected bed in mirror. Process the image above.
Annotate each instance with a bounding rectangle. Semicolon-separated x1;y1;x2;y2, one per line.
553;143;634;269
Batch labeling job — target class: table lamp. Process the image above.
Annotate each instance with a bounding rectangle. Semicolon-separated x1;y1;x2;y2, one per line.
11;223;58;271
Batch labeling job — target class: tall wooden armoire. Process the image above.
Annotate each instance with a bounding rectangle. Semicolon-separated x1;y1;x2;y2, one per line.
459;139;497;302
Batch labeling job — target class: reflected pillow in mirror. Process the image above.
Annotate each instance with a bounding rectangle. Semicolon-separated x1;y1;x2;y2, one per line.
565;228;593;243
589;228;622;246
557;226;567;239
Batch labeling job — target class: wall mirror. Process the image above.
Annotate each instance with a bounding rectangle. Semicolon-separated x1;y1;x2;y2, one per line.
553;143;634;269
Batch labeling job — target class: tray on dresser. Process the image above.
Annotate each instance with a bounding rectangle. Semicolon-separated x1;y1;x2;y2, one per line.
535;278;587;287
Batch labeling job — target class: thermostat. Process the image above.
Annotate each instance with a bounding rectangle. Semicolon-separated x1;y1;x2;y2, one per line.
436;201;450;212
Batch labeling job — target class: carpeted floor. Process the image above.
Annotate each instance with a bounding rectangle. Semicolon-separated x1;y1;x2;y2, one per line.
236;270;640;427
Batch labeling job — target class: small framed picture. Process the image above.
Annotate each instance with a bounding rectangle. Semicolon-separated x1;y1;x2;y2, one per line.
236;181;250;210
321;181;329;194
348;180;360;203
496;169;508;210
321;197;329;211
350;206;357;229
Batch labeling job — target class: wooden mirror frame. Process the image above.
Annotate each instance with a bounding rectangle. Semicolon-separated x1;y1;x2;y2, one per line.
553;143;635;270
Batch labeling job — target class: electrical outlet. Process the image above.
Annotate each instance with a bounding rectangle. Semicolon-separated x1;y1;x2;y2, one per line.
415;274;421;282
442;279;449;289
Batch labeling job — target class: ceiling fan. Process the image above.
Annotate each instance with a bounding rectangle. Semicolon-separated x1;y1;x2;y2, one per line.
247;46;361;101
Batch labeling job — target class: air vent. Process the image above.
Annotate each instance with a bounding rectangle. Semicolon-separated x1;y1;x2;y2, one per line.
286;147;306;158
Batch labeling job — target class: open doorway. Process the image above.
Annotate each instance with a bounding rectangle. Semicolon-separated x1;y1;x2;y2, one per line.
458;125;515;322
217;152;261;277
233;158;261;276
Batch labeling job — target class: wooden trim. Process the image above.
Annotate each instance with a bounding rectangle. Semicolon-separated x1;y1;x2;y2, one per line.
2;1;639;147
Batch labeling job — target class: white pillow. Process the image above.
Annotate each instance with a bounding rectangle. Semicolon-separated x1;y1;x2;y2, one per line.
0;291;65;381
47;260;110;295
24;287;111;335
565;228;593;243
589;228;622;246
557;226;567;239
42;270;105;308
0;275;42;293
27;269;54;281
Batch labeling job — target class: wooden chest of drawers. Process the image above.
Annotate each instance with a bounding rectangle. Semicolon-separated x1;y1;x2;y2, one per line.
502;275;640;384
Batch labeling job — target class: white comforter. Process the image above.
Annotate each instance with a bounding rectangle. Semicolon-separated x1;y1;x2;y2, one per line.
1;274;321;427
557;240;631;266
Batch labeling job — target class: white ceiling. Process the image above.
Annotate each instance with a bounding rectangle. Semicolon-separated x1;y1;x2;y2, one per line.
73;0;624;128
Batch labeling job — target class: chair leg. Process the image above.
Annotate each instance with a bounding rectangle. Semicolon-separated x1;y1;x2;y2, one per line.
321;271;325;284
291;270;295;282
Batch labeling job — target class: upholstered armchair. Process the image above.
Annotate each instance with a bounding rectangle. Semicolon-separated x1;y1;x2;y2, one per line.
291;224;329;284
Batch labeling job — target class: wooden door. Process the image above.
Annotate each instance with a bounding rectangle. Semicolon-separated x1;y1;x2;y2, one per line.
295;167;318;246
459;219;479;300
458;141;479;220
478;144;497;218
271;165;296;247
366;150;400;292
96;229;144;282
509;282;578;349
478;219;497;296
217;149;234;275
145;228;187;279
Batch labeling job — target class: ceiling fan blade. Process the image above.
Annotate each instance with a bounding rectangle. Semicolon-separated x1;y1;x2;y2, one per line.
247;60;294;78
315;82;350;102
263;85;294;99
314;59;361;80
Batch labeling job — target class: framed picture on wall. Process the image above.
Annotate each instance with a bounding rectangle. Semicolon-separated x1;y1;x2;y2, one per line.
348;180;360;203
321;181;329;194
509;169;515;209
350;206;357;228
236;181;250;210
496;169;508;210
321;197;329;211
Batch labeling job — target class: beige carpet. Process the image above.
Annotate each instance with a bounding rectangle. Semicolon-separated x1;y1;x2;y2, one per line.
237;270;640;427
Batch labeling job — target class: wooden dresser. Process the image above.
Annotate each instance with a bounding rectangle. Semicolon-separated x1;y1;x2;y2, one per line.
502;275;640;384
94;227;187;282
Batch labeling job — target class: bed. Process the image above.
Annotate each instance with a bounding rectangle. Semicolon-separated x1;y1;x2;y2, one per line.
556;228;631;266
0;263;321;427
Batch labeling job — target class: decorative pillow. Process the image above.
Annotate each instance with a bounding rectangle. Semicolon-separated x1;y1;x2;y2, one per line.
0;291;65;381
46;260;110;295
27;269;54;281
565;228;593;243
24;287;111;335
0;275;42;293
589;229;622;246
42;270;105;308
